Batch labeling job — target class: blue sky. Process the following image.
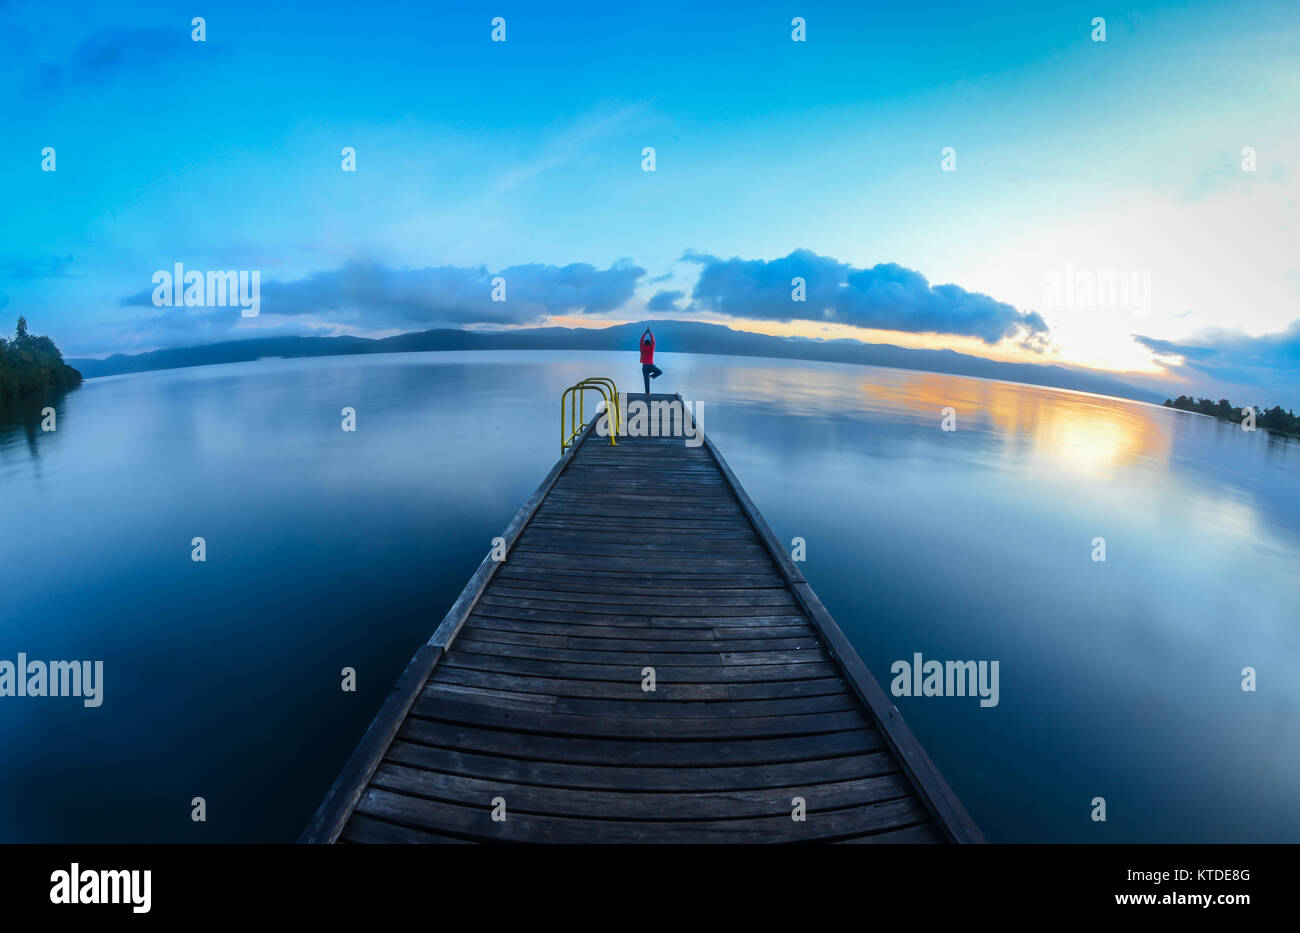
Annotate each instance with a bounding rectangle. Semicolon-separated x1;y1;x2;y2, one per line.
3;0;1298;406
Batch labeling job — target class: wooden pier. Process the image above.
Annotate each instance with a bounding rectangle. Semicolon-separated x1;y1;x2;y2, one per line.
302;393;982;843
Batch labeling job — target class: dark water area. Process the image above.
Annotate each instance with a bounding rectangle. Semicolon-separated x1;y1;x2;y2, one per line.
2;350;1297;842
0;386;80;451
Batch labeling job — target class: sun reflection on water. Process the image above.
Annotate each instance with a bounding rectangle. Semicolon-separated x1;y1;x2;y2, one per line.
697;358;1173;478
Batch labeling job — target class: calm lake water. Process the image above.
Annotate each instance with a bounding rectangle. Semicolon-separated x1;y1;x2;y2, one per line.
2;350;1297;842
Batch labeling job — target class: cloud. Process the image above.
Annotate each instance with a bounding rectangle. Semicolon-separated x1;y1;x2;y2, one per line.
0;255;76;279
647;289;684;312
492;103;645;193
683;248;1049;346
120;259;646;330
109;251;1061;356
1135;322;1300;405
33;26;213;95
1185;149;1288;202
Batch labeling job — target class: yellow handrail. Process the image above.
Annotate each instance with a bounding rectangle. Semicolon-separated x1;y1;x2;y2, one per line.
580;377;620;437
561;377;620;453
560;384;609;452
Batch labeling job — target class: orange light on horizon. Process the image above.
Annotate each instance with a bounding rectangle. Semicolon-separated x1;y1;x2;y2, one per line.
524;314;1169;379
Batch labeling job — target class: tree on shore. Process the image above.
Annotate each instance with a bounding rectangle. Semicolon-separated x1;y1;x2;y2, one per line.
1163;394;1300;437
0;317;84;401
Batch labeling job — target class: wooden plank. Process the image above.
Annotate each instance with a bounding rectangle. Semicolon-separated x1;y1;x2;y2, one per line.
504;552;774;571
523;520;759;534
467;605;656;626
651;614;810;627
552;692;857;719
726;677;851;699
432;665;734;700
528;511;755;525
427;678;853;719
467;615;814;641
440;651;843;683
383;741;902;792
431;666;848;702
447;637;829;668
514;534;762;552
507;541;771;560
406;696;867;740
353;788;931;843
495;566;785;587
396;719;885;766
466;615;714;640
481;577;787;597
424;682;559;711
475;598;803;619
460;623;822;653
368;762;915;820
481;587;797;608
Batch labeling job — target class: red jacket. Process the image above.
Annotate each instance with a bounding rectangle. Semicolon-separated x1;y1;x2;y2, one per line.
640;333;655;364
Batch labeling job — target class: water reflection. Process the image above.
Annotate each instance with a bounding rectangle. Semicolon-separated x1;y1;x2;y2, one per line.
2;350;1298;843
0;388;78;462
682;357;1177;477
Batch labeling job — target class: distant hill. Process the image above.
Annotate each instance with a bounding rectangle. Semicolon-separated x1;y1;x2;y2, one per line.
70;320;1163;403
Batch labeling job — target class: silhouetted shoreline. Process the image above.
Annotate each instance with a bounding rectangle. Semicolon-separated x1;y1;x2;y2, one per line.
1164;395;1300;439
0;317;83;404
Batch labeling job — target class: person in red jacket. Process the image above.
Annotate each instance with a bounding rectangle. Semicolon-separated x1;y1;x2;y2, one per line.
639;327;662;395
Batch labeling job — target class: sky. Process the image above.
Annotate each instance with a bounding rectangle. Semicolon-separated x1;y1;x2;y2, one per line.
2;0;1298;407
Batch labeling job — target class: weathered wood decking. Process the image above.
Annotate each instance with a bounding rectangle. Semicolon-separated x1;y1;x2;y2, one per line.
302;393;982;843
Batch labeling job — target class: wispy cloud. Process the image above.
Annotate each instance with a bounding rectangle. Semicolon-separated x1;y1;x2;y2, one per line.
492;103;646;193
0;255;77;279
34;27;190;94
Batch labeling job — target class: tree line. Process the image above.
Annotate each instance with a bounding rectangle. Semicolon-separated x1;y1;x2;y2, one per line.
1163;395;1300;438
0;317;84;401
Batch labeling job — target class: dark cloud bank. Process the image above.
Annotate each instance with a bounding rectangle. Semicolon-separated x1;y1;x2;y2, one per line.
1134;323;1300;408
684;249;1049;349
121;259;646;327
120;249;1049;348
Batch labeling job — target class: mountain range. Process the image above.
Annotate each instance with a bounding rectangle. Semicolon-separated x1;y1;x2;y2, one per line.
69;320;1163;403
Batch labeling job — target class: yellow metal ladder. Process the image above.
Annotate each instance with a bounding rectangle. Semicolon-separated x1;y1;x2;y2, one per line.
561;377;620;453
